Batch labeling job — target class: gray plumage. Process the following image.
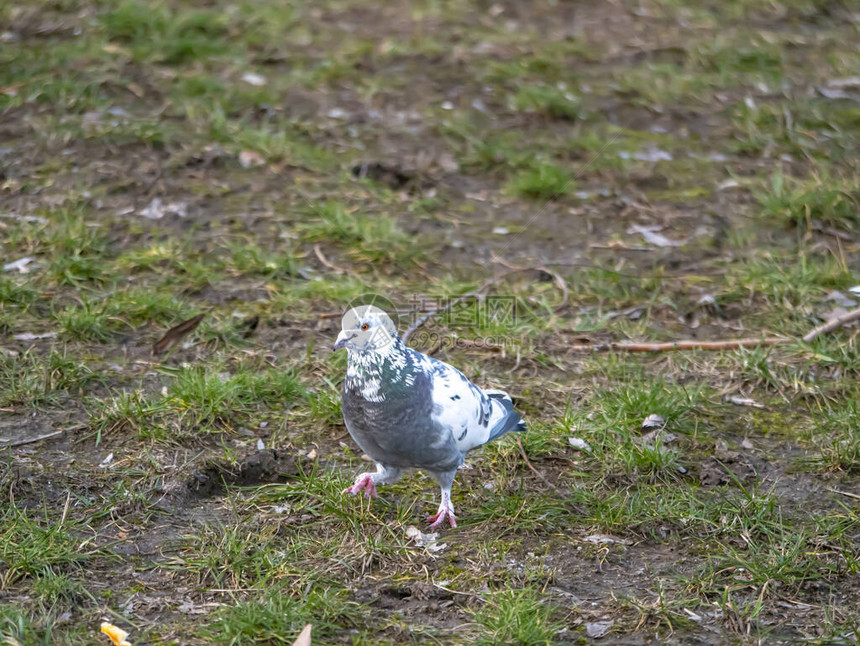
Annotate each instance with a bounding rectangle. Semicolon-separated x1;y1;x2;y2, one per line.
334;305;526;528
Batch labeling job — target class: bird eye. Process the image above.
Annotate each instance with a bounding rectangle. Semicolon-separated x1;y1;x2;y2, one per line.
360;323;370;331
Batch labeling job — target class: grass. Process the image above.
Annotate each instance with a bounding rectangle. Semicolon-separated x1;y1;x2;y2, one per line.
0;349;99;408
512;84;582;120
755;170;860;231
1;0;859;643
507;161;575;200
299;201;416;264
88;364;304;441
202;585;361;645
0;505;91;587
472;588;564;645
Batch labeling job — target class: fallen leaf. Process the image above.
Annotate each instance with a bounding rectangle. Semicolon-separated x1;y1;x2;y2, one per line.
152;313;205;356
178;598;211;615
436;152;459;172
818;87;860;100
586;620;614;638
101;622;132;646
291;624;312;646
717;179;741;190
825;290;858;308
3;257;36;273
726;395;769;410
619;147;672;162
820;307;849;323
102;43;129;55
684;608;703;622
641;414;665;431
583;534;630;545
126;82;144;98
405;526;448;553
238;150;265;168
568;437;592;452
241;72;267;86
628;224;684;248
826;76;860;89
12;332;57;341
139;198;187;220
0;212;48;224
641;429;677;445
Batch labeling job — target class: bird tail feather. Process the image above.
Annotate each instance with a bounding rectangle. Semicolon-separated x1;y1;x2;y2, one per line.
486;391;527;440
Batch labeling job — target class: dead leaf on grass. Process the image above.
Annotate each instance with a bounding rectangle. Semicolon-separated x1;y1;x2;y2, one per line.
627;224;685;248
139;198;188;220
3;257;37;273
641;414;665;431
725;395;770;411
152;313;205;356
586;620;614;638
292;624;312;646
239;150;265;168
583;534;630;545
13;332;57;341
241;72;267;86
405;526;448;553
568;437;592;452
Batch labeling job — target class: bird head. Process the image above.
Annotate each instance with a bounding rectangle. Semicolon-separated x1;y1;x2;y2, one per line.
334;305;399;353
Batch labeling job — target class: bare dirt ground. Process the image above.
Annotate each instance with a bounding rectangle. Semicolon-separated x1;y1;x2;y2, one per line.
1;0;859;644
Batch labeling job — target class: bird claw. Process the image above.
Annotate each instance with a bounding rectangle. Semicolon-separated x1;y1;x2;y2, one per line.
427;507;457;529
342;474;377;499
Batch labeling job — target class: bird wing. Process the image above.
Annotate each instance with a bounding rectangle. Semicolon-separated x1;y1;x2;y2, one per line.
416;351;521;454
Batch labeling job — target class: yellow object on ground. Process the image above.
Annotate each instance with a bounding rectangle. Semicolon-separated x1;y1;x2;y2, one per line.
100;622;132;646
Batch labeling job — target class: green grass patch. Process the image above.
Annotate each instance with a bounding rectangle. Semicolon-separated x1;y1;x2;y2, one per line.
0;348;99;408
89;364;303;441
0;505;91;587
507;161;574;200
472;588;564;645
202;585;362;645
755;170;859;231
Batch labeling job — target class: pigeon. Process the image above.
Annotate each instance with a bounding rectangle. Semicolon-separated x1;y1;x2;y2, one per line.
333;305;526;528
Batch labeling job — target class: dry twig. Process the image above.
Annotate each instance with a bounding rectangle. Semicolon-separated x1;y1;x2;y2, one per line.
563;305;860;354
802;306;860;343
313;244;346;274
568;337;789;353
516;437;564;497
827;488;860;501
0;428;67;448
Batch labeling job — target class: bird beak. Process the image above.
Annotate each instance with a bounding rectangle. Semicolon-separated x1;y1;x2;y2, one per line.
333;330;354;351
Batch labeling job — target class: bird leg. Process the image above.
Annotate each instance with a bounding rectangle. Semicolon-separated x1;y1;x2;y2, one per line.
342;464;400;499
427;487;457;529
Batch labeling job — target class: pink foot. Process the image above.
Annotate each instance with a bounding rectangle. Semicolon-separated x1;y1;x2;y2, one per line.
342;473;378;499
427;503;457;529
